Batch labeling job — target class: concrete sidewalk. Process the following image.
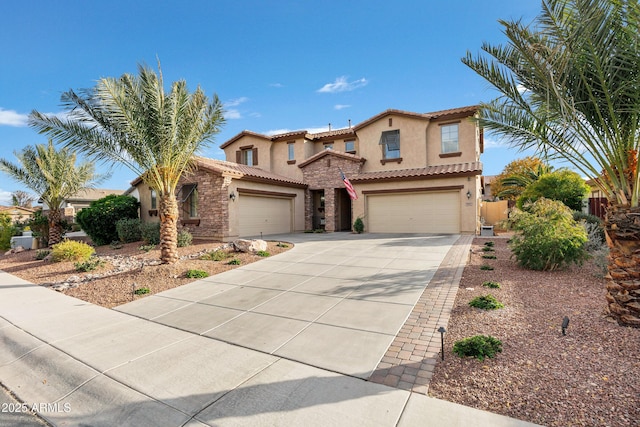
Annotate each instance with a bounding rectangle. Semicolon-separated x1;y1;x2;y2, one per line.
0;233;540;426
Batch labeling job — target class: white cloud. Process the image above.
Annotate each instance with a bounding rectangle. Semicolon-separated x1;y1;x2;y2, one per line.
0;189;13;205
225;97;249;107
269;83;284;88
0;108;28;127
224;109;242;120
483;136;508;149
334;104;351;110
265;125;349;136
317;76;368;93
265;128;294;136
517;84;529;95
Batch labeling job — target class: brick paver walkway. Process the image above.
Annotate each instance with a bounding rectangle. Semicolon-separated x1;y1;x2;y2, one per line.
368;234;473;394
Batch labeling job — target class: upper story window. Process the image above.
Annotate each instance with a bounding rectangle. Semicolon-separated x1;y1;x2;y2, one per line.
236;146;258;166
380;130;400;159
324;143;333;150
441;124;459;154
179;184;198;218
345;140;355;153
288;142;295;161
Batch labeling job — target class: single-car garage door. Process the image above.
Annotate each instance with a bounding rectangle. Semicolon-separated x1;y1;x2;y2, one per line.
367;191;460;233
239;195;292;237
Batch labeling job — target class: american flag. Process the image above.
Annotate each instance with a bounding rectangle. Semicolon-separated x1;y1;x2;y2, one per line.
340;169;358;200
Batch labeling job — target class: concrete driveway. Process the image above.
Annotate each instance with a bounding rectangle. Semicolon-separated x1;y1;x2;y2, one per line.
116;232;459;379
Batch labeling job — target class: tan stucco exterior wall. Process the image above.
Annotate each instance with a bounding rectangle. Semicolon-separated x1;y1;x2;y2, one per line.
427;116;480;166
269;138;305;181
136;185;160;224
223;135;272;167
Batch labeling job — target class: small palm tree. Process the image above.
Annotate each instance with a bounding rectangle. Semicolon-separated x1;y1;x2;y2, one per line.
463;0;640;327
0;141;104;246
29;62;224;263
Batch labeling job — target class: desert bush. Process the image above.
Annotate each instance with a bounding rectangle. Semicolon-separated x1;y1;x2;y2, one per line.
76;195;139;246
482;281;501;289
200;249;230;261
35;249;50;260
74;257;105;272
256;250;270;257
480;264;494;271
134;287;150;295
469;294;504;310
177;229;193;248
453;335;503;361
517;169;589;211
353;217;364;234
508;198;588;271
50;240;95;262
140;222;160;245
116;218;142;243
185;269;209;278
227;258;241;265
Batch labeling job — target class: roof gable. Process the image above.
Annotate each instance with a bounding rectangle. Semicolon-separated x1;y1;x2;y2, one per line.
297;149;365;169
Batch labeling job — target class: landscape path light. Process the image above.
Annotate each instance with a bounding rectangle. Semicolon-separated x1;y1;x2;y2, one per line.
437;326;446;361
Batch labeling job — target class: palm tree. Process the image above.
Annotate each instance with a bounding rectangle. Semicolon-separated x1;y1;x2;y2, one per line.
29;63;225;264
463;0;640;327
494;157;552;201
0;140;104;246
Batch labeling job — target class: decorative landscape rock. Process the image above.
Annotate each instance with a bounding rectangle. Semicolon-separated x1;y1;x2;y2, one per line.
233;239;267;254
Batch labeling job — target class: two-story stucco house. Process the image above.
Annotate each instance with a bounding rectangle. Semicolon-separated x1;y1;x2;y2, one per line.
133;105;483;241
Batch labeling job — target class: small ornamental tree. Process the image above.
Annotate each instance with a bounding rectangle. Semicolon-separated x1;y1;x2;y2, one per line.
517;169;590;211
508;198;588;271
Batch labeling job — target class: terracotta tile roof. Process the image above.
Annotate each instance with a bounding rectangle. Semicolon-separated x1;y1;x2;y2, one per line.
219;130;272;149
425;105;479;120
297;149;365;168
194;157;306;186
306;128;356;141
351;162;482;182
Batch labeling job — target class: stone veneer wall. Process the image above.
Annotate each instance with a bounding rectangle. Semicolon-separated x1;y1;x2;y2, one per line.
300;155;362;232
177;169;229;240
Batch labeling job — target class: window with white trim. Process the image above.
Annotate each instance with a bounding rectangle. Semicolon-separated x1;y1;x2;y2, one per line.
441;124;459;153
380;130;400;159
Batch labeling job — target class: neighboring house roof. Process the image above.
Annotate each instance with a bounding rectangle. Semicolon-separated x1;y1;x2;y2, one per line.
0;205;37;214
195;157;307;187
297;149;365;168
350;161;482;182
66;189;125;203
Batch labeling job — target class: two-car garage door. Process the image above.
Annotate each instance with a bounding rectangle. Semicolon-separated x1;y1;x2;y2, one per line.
239;195;292;237
367;191;460;233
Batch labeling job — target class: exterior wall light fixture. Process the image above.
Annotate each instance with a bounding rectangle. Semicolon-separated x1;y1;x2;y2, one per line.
229;191;236;201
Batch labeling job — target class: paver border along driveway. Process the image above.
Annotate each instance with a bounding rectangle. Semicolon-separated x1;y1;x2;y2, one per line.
116;233;459;379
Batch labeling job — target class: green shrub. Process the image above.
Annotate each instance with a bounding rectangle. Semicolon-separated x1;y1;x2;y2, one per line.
116;218;142;243
256;250;270;257
469;294;504;310
177;229;193;248
74;257;105;272
276;242;289;248
481;246;495;252
185;269;209;279
138;244;156;253
482;254;497;259
27;209;50;247
76;195;139;246
482;281;501;289
508;198;588;271
134;287;150;295
0;213;17;251
517;170;589;211
227;258;241;265
484;241;495;247
140;222;160;245
453;335;503;361
35;249;50;260
480;264;494;270
353;217;364;234
200;249;230;261
51;240;95;262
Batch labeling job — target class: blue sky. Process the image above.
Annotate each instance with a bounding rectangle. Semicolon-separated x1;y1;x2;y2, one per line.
0;0;542;205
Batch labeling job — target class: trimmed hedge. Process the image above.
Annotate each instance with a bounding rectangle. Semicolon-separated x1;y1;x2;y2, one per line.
77;195;139;246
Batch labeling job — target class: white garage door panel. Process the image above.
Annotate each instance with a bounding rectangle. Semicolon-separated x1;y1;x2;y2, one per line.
239;195;292;236
368;192;460;233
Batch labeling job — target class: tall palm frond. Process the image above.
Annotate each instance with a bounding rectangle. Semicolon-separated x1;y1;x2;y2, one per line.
463;0;640;207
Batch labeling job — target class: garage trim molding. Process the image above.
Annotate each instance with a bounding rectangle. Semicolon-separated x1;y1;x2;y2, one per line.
237;188;297;198
362;185;464;196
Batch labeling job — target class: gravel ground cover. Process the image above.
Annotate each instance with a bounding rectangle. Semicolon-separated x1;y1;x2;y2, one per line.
428;237;640;427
